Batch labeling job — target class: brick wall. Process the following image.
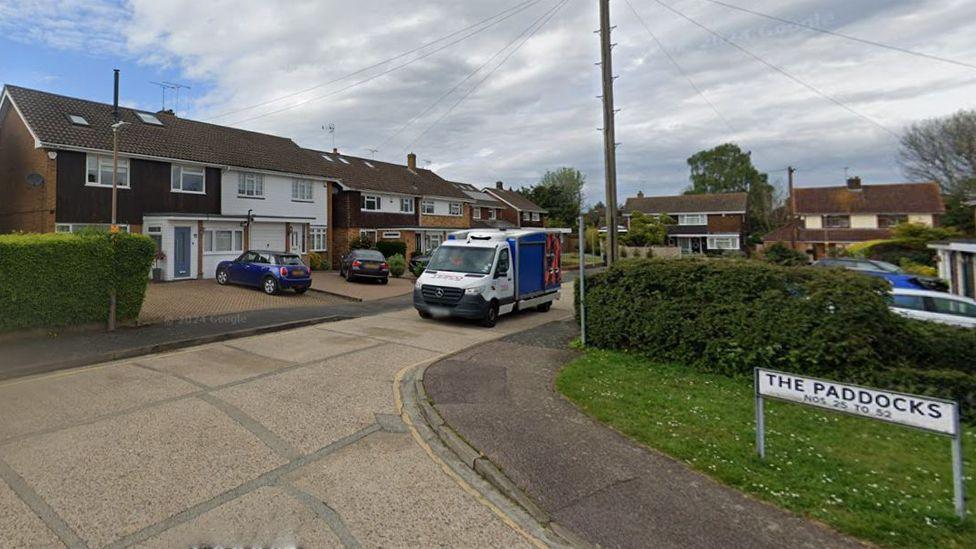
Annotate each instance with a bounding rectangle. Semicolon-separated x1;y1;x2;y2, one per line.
0;108;56;233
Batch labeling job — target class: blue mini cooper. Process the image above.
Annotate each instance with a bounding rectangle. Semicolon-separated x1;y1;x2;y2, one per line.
216;250;312;295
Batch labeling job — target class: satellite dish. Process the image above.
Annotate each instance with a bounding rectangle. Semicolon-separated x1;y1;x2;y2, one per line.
26;173;44;187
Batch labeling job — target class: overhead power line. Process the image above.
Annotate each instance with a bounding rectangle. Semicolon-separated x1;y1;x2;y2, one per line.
650;0;899;139
376;0;559;152
401;0;570;152
701;0;976;71
212;0;543;123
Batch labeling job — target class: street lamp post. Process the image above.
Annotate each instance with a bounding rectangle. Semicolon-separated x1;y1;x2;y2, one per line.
108;120;128;332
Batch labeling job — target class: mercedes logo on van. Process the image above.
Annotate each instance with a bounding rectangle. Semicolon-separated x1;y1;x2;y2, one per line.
435;288;444;298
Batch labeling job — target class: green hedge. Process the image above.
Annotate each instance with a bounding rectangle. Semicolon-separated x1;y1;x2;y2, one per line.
576;258;976;418
376;240;407;259
0;232;155;331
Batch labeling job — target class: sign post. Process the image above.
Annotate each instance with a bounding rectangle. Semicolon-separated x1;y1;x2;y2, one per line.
754;368;965;519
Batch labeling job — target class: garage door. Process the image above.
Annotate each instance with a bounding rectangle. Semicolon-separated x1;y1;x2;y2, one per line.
250;222;286;251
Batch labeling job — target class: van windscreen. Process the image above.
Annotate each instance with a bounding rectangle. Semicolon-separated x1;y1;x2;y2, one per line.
427;246;496;275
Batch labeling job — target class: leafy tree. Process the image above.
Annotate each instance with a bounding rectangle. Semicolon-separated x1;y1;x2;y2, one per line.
899;110;976;196
941;193;975;235
623;211;672;246
519;167;585;227
584;201;606;227
685;143;775;234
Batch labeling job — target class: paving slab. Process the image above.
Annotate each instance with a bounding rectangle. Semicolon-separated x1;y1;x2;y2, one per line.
0;361;198;442
0;398;286;548
0;476;65;548
135;342;294;387
319;317;490;353
226;325;377;363
213;343;437;454
134;486;342;549
289;431;532;549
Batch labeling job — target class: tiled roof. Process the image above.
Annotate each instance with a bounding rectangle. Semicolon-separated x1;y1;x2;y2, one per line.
483;186;547;213
623;192;748;214
451;181;503;206
763;224;893;243
3;85;332;177
305;149;469;200
793;182;945;214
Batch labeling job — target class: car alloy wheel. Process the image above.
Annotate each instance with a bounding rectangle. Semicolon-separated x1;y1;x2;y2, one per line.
216;269;228;285
263;277;278;295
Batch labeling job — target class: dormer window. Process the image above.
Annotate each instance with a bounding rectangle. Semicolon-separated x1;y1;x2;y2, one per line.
67;114;89;126
135;112;163;126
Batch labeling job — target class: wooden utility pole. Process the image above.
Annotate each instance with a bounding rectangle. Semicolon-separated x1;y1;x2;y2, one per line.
788;166;797;248
599;0;619;265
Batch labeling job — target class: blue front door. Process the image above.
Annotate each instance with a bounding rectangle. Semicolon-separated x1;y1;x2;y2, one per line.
174;227;191;278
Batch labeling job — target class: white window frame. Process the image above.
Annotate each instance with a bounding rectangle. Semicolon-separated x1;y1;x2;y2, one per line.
359;229;377;243
361;194;381;211
382;231;402;239
310;226;328;252
290;225;306;254
237;172;264;198
678;214;707;226
292;179;314;202
449;202;462;216
522;212;530;221
488;208;497;220
707;236;740;250
421;200;435;214
171;165;206;194
400;198;415;213
532;212;541;221
473;207;481;220
55;223;130;233
86;154;130;189
203;229;244;255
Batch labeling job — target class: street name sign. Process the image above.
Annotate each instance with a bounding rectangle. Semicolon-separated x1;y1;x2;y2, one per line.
753;368;965;519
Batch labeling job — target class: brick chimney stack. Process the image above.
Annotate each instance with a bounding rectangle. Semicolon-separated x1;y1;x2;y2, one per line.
496;181;504;190
407;152;417;171
637;190;644;198
333;147;339;154
846;176;862;190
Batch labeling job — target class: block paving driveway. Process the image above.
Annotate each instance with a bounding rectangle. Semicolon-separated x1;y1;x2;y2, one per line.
1;297;573;548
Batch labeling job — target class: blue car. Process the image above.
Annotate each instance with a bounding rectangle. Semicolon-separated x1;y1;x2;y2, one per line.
216;250;312;295
812;258;946;291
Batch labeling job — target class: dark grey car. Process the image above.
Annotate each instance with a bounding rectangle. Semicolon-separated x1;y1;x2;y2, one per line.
339;249;390;284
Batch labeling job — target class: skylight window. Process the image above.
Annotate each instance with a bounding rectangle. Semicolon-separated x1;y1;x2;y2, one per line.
67;114;89;126
321;154;334;162
364;161;375;168
338;157;350;165
135;112;163;126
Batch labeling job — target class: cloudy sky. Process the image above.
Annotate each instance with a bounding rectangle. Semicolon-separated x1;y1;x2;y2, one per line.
2;0;975;205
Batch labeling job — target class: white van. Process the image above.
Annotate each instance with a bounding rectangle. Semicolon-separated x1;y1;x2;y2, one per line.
413;229;562;327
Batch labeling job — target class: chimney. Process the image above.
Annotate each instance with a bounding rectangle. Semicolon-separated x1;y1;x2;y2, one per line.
112;69;120;121
637;190;644;198
333;147;339;154
496;181;504;190
846;176;862;190
407;152;417;171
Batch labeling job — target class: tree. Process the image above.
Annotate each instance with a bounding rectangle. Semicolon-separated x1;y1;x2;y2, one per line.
519;168;585;227
685;143;775;234
899;110;976;196
623;211;671;247
584;201;606;227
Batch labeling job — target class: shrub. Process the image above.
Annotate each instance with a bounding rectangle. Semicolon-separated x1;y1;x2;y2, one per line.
899;258;938;277
411;261;426;278
307;251;328;271
844;238;935;267
619;246;628;258
763;242;808;266
376;240;407;259
387;253;406;277
576;259;976;418
0;232;155;331
348;236;374;250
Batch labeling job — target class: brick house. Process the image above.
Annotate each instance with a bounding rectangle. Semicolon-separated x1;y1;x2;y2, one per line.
622;191;748;253
765;177;945;259
0;85;334;280
482;182;547;228
320;151;474;260
451;181;514;229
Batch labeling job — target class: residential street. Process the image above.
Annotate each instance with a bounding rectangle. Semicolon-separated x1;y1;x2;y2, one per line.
0;291;574;548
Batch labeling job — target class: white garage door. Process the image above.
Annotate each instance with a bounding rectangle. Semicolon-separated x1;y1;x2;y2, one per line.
250;222;286;251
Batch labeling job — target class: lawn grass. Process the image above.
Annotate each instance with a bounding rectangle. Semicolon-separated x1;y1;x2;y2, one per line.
556;349;976;548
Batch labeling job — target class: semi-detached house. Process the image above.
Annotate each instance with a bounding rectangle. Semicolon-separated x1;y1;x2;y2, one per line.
0;85;334;281
622;191;748;253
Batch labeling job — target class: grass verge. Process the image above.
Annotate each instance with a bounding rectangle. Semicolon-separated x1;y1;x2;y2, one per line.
556;349;975;548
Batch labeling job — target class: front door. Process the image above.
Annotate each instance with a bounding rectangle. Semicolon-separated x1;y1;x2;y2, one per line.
174;226;191;279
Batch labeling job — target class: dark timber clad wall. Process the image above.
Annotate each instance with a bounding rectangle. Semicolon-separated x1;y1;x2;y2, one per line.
55;150;221;224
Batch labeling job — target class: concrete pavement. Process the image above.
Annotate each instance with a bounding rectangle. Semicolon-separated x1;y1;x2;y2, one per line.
0;292;574;548
424;320;864;549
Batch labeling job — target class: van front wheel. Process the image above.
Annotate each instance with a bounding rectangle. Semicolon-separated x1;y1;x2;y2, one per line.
481;301;499;328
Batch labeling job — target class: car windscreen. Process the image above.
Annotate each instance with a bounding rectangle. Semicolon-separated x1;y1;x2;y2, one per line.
355;250;385;261
276;255;304;266
426;246;496;275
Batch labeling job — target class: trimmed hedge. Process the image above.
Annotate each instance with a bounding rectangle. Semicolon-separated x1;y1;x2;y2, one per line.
0;232;155;331
376;240;407;259
577;258;976;419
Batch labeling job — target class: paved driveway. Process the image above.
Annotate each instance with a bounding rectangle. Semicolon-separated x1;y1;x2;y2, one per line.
0;293;573;548
311;272;415;301
139;280;346;325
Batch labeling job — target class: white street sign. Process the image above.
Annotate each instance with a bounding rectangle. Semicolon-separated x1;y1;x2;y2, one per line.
756;369;958;435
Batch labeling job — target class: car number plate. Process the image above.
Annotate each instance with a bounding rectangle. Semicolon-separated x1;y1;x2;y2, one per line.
365;262;379;269
429;306;451;318
291;270;304;276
